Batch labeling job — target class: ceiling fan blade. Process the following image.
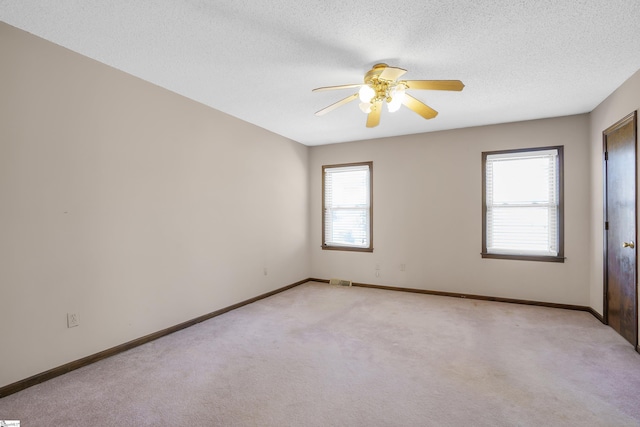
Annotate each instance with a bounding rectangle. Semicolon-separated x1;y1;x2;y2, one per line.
312;84;362;92
403;94;438;119
315;93;359;116
403;80;465;91
379;66;407;81
366;100;383;127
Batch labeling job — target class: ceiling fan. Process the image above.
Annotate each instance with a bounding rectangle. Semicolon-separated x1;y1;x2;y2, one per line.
312;63;464;128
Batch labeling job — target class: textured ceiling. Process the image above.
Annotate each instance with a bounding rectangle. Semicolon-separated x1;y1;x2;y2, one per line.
2;1;640;146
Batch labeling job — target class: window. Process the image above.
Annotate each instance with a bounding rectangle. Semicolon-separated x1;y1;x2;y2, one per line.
322;162;373;252
482;146;564;262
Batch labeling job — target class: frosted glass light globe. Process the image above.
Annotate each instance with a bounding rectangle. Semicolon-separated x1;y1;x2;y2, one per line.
358;85;375;103
359;102;372;113
387;85;406;113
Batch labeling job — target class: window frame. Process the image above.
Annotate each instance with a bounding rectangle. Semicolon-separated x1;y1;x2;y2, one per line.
481;146;565;263
322;161;373;252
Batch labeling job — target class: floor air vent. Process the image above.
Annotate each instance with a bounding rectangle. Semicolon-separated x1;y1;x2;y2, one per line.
329;278;352;287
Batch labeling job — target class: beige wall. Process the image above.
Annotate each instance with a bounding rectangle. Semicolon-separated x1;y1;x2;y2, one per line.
589;68;640;346
310;115;591;305
0;23;309;388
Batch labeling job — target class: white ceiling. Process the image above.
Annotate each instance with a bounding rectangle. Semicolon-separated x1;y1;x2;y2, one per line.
2;1;640;146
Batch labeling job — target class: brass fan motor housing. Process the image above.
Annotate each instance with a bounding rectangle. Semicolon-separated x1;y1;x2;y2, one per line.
363;63;389;84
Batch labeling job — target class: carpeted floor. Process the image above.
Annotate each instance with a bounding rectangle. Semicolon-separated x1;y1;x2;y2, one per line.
1;281;640;426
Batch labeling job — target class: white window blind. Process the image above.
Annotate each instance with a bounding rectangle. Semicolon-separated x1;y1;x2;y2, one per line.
324;164;371;249
485;148;559;257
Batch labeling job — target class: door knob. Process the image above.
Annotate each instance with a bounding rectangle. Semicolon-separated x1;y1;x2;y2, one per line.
623;241;635;249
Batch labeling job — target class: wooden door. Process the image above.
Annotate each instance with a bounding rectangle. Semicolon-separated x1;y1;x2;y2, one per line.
604;111;638;347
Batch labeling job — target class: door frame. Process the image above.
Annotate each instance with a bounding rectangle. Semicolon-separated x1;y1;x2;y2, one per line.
602;110;638;350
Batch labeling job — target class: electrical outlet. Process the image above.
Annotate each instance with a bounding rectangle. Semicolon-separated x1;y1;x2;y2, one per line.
263;267;268;276
400;263;406;271
375;263;380;270
67;313;79;328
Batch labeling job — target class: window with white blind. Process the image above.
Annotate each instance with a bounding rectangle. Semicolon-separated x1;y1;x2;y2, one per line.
322;162;373;252
482;146;564;262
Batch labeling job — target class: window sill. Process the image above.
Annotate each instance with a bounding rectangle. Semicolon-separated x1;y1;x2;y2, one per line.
481;253;565;263
322;245;373;253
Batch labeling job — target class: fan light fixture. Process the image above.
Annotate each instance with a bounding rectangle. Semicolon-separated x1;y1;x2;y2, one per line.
387;85;406;113
357;81;406;114
358;85;375;103
359;102;372;113
358;85;375;113
313;63;465;128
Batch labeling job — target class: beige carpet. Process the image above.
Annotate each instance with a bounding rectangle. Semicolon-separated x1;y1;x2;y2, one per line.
1;282;639;426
